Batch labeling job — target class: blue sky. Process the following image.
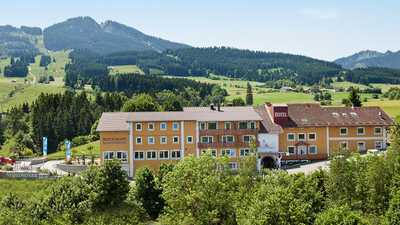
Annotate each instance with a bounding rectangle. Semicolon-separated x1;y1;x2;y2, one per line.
0;0;399;60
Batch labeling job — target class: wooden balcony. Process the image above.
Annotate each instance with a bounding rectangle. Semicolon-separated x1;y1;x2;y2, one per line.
198;141;259;149
199;129;258;136
282;153;328;161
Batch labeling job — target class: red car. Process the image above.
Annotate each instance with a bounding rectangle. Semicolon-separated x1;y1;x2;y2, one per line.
0;157;16;165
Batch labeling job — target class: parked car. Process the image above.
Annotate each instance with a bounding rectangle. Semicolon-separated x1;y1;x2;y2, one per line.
0;156;16;165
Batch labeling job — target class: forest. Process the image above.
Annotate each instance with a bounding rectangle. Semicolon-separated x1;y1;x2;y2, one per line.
1;124;400;224
344;67;400;84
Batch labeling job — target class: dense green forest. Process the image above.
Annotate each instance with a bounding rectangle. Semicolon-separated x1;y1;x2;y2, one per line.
98;47;342;84
2;124;400;224
344;67;400;84
3;55;34;77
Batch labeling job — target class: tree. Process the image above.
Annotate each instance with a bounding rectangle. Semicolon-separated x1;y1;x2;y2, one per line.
246;82;253;105
135;167;164;219
81;160;130;210
160;154;236;224
156;91;183;111
122;94;160;112
315;205;368;225
232;97;245;106
348;87;362;107
386;190;400;225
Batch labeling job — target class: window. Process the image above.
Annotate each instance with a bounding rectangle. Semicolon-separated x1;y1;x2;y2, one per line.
222;135;235;143
148;136;155;144
239;122;248;129
171;150;181;159
340;141;348;150
243;135;255;143
287;146;296;155
228;162;238;170
187;136;193;144
309;146;317;154
207;122;217;130
116;151;128;163
221;149;236;157
147;151;157;160
134;151;144;160
308;133;316;141
199;122;206;130
136;137;142;144
159;150;169;159
148;123;155;131
357;142;366;151
201;136;213;143
374;127;383;135
249;121;256;129
136;123;142;131
202;149;217;157
103;151;114;160
224;122;232;130
340;128;348;136
357;127;365;135
173;136;179;144
160;136;167;144
173;122;179;131
287;133;295;141
160;122;167;130
375;141;383;150
298;133;306;141
240;148;250;157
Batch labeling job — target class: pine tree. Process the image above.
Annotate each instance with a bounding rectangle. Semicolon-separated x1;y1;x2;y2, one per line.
246;82;253;105
348;87;362;107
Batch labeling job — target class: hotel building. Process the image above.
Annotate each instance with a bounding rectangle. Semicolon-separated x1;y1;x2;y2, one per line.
97;104;393;177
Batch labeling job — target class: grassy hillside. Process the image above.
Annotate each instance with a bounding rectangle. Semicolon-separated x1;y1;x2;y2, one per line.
47;141;100;160
0;51;68;112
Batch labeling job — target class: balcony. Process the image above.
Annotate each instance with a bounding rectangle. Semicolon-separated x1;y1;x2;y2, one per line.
199;129;258;136
198;141;259;149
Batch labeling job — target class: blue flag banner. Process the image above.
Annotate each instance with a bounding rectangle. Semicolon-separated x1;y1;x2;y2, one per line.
42;137;48;156
65;140;71;161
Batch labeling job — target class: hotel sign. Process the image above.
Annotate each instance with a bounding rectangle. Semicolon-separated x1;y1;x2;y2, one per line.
102;137;128;145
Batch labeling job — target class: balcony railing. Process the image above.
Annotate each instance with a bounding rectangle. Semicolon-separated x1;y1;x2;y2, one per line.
199;128;258;136
198;141;259;149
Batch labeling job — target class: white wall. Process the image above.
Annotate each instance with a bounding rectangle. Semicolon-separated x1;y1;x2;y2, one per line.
258;133;279;153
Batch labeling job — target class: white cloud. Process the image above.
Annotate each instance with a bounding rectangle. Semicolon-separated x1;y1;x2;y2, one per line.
298;8;338;20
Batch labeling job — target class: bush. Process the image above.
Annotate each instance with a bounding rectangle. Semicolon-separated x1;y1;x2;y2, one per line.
72;135;92;146
315;205;368;225
1;164;13;171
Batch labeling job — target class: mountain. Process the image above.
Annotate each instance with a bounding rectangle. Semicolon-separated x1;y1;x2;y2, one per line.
43;17;189;54
0;25;41;57
335;50;400;69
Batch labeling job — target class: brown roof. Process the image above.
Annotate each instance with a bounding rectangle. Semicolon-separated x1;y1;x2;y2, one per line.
96;112;130;132
285;104;393;127
254;105;283;134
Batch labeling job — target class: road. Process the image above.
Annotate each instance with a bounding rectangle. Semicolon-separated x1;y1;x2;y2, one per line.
32;160;67;175
286;160;330;175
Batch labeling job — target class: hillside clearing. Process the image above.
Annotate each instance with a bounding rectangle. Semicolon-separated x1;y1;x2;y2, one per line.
108;65;144;75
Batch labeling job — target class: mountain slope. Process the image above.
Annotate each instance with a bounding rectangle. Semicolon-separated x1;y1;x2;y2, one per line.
335;50;400;69
107;47;342;84
0;25;41;57
43;17;189;54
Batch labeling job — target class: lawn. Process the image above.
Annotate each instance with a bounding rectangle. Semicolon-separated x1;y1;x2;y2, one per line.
47;141;100;160
331;81;369;90
109;65;144;75
0;179;54;199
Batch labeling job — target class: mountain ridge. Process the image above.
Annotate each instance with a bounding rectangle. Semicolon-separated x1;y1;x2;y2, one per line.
334;50;400;69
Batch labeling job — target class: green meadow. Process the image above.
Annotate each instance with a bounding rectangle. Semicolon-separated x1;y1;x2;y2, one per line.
108;65;144;75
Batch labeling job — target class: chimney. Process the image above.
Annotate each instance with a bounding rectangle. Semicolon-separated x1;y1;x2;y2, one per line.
266;103;288;126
